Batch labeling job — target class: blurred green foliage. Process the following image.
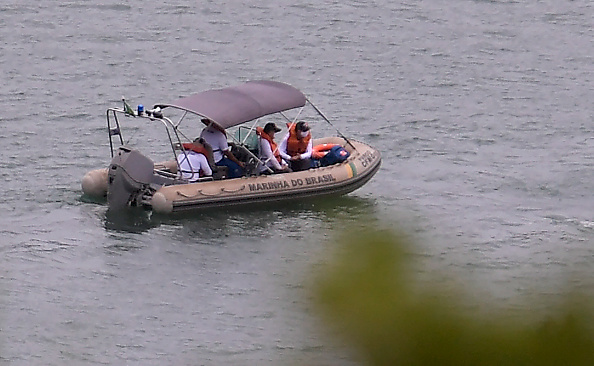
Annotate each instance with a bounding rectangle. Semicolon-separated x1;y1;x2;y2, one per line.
310;229;594;365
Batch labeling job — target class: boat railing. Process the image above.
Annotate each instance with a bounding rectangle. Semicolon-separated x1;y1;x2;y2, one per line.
106;106;195;180
106;108;125;158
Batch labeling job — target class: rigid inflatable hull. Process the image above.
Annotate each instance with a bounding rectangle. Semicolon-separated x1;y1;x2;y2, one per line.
151;139;381;214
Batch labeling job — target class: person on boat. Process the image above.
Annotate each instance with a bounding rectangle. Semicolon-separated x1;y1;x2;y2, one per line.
256;122;291;174
199;118;245;178
177;138;212;182
279;121;313;172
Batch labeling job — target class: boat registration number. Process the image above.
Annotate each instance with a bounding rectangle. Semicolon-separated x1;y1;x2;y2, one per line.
358;150;378;168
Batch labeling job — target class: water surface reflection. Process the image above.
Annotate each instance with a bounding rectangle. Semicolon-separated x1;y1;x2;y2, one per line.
100;194;378;238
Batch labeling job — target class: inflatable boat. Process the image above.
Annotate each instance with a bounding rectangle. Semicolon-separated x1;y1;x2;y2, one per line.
81;80;381;214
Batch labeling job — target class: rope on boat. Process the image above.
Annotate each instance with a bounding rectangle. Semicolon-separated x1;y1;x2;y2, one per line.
176;184;245;198
222;185;246;193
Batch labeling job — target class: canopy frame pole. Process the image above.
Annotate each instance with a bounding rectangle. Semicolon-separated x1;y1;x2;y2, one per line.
306;98;356;151
173;110;189;129
241;118;260;145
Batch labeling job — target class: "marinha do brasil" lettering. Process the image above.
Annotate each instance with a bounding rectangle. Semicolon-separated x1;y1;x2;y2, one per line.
248;174;336;192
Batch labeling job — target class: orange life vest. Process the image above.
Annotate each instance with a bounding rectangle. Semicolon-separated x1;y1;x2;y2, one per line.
256;127;282;163
312;143;338;159
180;142;210;177
182;142;209;157
285;123;311;156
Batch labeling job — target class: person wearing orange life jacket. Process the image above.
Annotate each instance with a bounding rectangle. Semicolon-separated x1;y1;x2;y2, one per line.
177;137;212;182
279;121;313;172
256;122;291;174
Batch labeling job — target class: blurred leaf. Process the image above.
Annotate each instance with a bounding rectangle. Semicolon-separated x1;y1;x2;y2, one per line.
310;228;594;366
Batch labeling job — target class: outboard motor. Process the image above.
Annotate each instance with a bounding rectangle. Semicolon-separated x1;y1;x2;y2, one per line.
107;146;156;210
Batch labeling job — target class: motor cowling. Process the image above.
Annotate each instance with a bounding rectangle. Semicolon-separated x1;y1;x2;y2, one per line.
107;147;155;210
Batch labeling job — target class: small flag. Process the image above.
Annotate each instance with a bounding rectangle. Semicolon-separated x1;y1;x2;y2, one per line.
122;97;136;116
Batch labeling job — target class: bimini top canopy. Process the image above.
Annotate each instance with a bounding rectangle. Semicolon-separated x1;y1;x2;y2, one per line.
156;80;306;130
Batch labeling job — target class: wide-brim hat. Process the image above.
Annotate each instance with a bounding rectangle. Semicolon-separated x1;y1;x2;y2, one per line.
201;118;226;133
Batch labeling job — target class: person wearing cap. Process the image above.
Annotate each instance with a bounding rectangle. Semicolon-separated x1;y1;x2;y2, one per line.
256;122;291;174
177;137;212;182
279;121;313;172
199;118;245;178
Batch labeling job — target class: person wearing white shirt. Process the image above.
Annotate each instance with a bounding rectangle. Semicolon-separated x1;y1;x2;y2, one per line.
257;122;290;174
177;138;212;182
199;119;245;178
